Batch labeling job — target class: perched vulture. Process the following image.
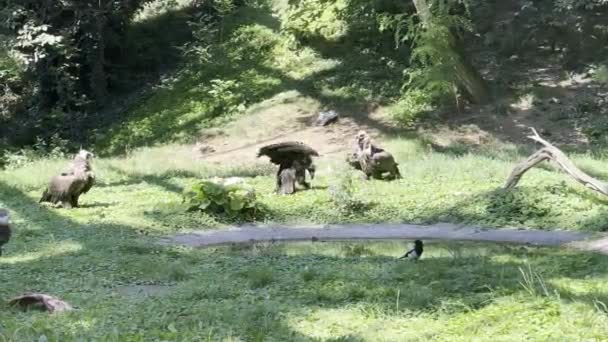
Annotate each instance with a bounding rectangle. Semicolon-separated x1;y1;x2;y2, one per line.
0;208;11;256
40;150;95;208
349;131;401;180
257;142;319;194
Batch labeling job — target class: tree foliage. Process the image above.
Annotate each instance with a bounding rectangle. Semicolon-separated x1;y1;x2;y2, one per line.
0;1;153;143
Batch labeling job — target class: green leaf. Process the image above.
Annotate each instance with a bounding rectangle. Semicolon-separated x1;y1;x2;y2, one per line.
198;199;212;209
229;197;245;211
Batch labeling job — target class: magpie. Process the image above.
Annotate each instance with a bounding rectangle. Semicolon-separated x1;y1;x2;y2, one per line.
399;240;423;261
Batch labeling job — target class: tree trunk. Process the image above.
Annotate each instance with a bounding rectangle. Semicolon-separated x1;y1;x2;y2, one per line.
411;0;490;104
505;128;608;196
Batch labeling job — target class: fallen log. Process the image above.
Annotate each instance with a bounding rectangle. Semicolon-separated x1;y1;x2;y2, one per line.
504;128;608;196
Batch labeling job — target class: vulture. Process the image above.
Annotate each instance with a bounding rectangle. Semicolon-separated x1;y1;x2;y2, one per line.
40;149;95;208
0;208;11;256
257;142;319;194
349;131;401;180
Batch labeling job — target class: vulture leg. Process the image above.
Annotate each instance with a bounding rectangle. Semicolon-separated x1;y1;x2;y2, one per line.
275;164;285;193
296;167;310;189
70;194;80;208
278;167;296;195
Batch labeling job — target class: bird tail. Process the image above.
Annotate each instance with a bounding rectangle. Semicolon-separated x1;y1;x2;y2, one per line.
39;190;49;203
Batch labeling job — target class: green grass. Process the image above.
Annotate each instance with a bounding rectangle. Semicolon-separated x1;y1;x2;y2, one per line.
4;107;608;342
4;137;608;234
1;238;608;340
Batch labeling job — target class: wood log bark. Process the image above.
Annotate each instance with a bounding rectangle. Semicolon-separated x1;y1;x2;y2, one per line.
504;128;608;196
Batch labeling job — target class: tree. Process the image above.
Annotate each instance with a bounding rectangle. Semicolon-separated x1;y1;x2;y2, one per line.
411;0;489;104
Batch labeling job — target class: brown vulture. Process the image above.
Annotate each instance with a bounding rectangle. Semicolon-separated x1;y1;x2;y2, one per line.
349;131;401;180
40;150;96;208
257;142;319;194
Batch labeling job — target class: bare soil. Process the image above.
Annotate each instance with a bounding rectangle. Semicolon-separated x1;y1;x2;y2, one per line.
192;92;394;165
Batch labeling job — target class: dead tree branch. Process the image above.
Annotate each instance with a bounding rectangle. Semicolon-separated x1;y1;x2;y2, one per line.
504;128;608;196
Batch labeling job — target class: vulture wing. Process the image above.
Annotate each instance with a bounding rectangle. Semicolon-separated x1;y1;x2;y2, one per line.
257;142;319;165
81;173;95;194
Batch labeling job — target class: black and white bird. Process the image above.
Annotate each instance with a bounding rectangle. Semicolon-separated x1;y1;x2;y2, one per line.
399;240;423;261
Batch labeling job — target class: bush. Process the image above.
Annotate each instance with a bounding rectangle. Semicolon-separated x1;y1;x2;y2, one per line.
0;133;70;169
389;88;434;126
183;179;263;219
281;0;349;41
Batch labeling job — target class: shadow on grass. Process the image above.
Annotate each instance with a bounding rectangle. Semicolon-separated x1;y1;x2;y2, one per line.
113;240;608;340
2;177;608;339
97;164;274;192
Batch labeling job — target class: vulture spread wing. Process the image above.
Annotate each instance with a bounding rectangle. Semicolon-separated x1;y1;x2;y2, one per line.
257;142;319;165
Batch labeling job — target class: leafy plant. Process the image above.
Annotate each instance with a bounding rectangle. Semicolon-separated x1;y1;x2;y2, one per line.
282;0;349;41
1;133;70;169
183;179;262;219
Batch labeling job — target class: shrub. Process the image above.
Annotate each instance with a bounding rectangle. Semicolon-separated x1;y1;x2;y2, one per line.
183;179;263;219
389;88;434;126
0;133;70;169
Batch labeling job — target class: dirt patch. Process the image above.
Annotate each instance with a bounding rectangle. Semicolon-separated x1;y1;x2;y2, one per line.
193;92;394;165
424;64;602;151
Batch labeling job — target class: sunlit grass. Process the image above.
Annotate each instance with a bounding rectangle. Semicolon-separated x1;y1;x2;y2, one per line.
0;241;82;265
1;240;608;340
4;133;608;233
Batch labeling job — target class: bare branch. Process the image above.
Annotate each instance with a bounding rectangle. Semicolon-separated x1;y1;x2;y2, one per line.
504;131;608;196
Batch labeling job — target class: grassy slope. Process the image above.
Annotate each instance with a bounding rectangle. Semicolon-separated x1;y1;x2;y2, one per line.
93;0;403;155
1;240;608;340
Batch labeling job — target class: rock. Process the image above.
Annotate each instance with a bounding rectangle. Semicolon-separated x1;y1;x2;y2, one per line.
9;293;73;314
315;110;339;126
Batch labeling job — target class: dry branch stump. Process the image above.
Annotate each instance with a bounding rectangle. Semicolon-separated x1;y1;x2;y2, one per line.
504;128;608;196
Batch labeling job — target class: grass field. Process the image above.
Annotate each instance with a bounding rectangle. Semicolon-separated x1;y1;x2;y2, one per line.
1;239;607;340
3;136;608;239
